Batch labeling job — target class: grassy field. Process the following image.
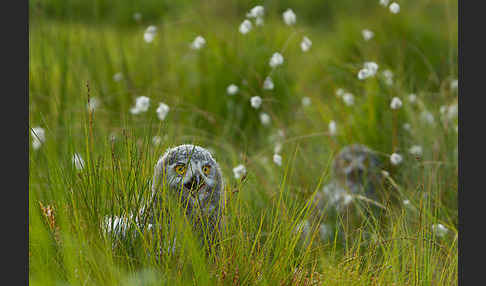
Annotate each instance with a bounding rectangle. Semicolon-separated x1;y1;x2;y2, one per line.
29;0;458;285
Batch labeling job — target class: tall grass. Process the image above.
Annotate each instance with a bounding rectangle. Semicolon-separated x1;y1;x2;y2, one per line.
29;0;458;285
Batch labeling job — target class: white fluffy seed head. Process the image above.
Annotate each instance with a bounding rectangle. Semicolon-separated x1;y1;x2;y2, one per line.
144;33;155;43
361;29;374;41
227;84;239;95
282;9;296;26
113;72;124;82
87;97;100;112
190;35;206;50
364;62;379;74
260;112;271;125
247;5;264;18
329;120;337;136
273;153;282;166
143;25;157;43
358;62;379;80
335;88;345;98
389;2;400;14
390;97;402;110
239;19;252;34
301;97;311;107
31;127;46;150
390;153;403;165
342;93;354;106
300;36;312;52
269;52;284;68
250;96;262;109
130;96;150;114
233;164;247;179
263;76;274;90
358;69;371;80
156;102;170;121
409;145;423;156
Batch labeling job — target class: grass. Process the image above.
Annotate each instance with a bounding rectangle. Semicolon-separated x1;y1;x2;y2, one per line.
29;0;458;285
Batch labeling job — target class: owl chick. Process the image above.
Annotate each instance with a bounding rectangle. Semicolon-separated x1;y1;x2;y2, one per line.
332;144;382;198
318;144;384;212
150;144;225;248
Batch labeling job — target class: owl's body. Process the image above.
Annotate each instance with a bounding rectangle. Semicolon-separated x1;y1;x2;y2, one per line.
332;144;382;199
317;144;384;212
304;144;384;244
150;144;224;248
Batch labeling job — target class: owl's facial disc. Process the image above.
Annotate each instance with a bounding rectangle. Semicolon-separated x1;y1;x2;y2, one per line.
171;160;216;198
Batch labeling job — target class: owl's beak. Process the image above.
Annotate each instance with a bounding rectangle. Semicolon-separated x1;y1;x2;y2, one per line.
351;168;364;179
184;174;205;193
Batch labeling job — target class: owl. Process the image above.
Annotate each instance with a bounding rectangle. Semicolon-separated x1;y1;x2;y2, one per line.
332;144;383;199
306;144;385;244
317;144;384;212
150;144;225;248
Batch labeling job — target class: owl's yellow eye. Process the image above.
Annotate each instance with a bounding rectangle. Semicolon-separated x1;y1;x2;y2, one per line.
174;165;186;175
202;165;211;175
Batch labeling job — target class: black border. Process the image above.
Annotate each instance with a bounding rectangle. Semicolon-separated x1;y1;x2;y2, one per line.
459;1;482;285
9;0;29;284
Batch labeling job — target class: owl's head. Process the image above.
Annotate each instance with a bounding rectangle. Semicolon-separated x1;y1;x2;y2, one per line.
152;144;223;202
332;144;382;195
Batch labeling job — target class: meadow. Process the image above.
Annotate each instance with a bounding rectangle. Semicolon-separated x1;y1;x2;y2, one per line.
29;0;458;285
